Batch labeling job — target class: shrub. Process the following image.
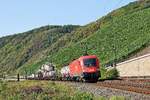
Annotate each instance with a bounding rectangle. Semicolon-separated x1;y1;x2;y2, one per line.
110;96;126;100
100;66;107;79
105;68;119;79
72;91;94;100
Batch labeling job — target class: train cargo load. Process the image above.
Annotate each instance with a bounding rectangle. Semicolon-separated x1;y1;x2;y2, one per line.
60;66;70;80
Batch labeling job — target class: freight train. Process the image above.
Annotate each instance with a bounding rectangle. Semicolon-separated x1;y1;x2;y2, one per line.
29;55;100;82
60;55;100;82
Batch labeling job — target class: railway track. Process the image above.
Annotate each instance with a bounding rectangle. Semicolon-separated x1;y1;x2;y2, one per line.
63;80;150;100
96;79;150;95
28;77;150;96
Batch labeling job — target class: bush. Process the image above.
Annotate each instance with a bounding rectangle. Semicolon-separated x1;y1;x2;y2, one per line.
100;66;107;79
72;91;94;100
110;96;126;100
105;68;119;79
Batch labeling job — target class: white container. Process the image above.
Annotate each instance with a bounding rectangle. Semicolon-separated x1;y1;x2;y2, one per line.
60;66;70;77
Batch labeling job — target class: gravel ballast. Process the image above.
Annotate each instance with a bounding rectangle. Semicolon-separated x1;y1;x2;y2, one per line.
68;82;150;100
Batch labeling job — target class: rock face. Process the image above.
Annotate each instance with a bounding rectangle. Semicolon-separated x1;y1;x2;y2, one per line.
116;53;150;77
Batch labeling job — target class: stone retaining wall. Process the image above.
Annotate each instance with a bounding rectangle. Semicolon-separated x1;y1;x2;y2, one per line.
116;53;150;77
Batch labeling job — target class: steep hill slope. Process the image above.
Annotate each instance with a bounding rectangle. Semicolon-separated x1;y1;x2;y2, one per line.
46;0;150;68
0;25;80;73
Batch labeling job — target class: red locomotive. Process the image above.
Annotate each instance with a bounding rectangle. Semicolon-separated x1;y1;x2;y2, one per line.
61;55;100;82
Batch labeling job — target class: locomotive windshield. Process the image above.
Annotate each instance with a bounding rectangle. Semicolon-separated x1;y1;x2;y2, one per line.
83;58;96;67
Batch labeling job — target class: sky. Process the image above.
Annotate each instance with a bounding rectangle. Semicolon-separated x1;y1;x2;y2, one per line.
0;0;136;37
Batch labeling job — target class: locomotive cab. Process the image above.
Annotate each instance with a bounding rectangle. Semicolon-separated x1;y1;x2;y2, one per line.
80;55;100;81
69;55;100;82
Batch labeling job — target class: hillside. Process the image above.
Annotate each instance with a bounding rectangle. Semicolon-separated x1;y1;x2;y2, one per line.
41;0;150;67
45;0;150;68
1;0;150;74
0;25;80;73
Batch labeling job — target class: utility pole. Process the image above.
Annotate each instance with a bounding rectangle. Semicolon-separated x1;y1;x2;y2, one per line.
81;42;88;56
50;35;53;64
25;69;27;80
84;43;88;55
17;73;20;82
112;43;117;67
112;17;117;68
3;72;6;80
